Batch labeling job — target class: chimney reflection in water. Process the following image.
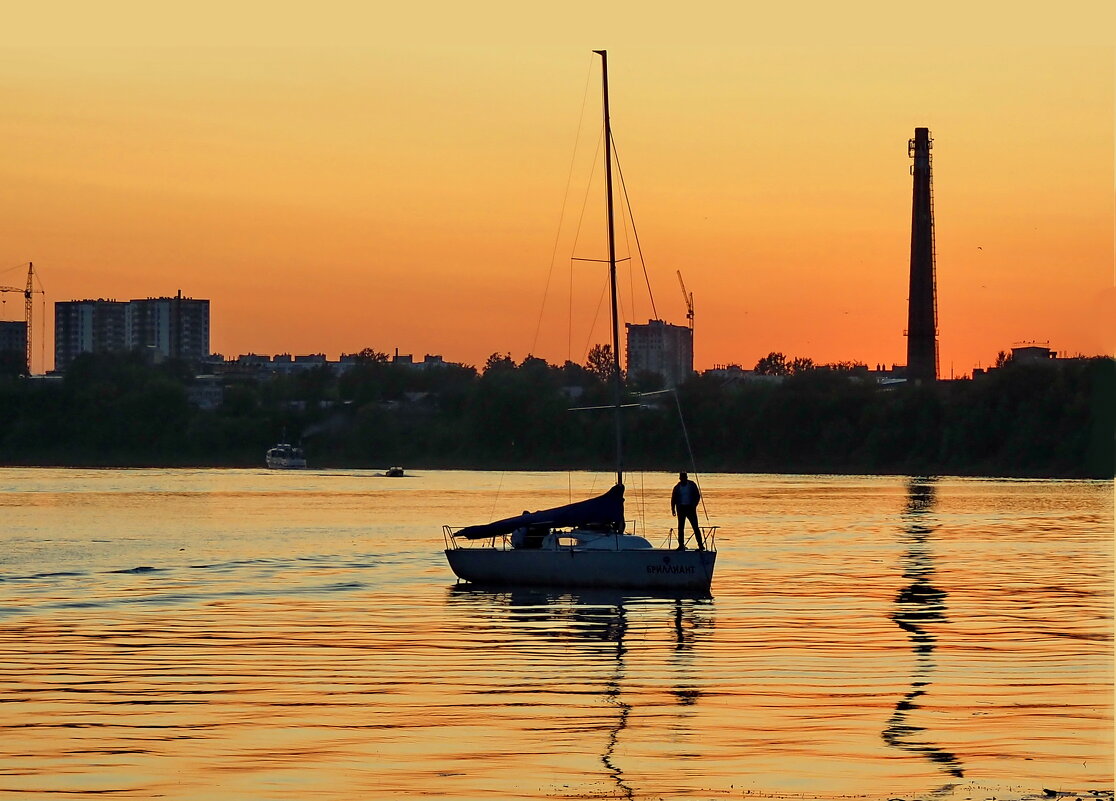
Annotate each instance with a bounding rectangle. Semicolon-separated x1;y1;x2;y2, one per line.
883;477;965;780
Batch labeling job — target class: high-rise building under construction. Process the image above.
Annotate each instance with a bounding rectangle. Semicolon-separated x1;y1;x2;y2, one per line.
906;127;938;382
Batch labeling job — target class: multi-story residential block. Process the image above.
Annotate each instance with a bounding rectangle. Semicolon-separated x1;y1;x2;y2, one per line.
54;299;127;371
54;292;209;371
0;320;28;374
126;293;210;364
625;319;693;388
0;320;27;354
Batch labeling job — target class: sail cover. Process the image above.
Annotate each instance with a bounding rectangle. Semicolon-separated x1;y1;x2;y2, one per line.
453;484;625;539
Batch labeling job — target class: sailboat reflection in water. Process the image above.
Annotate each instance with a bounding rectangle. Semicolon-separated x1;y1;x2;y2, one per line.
443;50;718;591
883;477;965;782
446;587;713;799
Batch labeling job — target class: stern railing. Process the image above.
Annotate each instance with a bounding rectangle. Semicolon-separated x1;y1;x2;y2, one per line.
665;525;718;552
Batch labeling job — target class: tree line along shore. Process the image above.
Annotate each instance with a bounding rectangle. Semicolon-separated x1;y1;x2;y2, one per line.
0;350;1112;479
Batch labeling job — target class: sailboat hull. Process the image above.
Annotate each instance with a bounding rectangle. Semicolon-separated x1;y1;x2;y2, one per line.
445;548;716;591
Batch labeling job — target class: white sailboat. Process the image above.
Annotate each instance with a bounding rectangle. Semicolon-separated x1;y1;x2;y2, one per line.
443;50;718;591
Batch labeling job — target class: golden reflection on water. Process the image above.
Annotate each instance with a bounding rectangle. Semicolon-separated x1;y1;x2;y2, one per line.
0;469;1111;800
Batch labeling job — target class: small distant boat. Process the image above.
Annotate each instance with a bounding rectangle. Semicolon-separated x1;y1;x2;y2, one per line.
385;467;405;477
265;443;307;469
442;51;717;592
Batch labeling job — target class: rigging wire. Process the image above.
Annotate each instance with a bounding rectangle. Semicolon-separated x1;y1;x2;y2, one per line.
489;469;508;521
638;469;646;538
34;269;47;375
579;267;611;363
672;389;708;519
530;54;597;360
0;262;27;279
568;246;574;365
40;297;46;374
615;267;630;356
638;389;709;520
518;61;606;516
569;128;604;362
677;423;713;551
611;133;659;321
616;174;637;327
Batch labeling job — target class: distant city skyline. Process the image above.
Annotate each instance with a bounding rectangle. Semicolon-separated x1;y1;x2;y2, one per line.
1;44;1111;376
9;285;1104;377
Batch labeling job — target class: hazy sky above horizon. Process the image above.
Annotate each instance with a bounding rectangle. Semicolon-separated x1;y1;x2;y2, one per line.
1;15;1112;375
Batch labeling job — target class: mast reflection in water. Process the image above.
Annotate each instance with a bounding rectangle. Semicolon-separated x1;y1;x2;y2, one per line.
600;598;632;800
883;477;964;781
446;587;712;799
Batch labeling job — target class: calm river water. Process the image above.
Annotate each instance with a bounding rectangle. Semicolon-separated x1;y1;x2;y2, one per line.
0;468;1111;801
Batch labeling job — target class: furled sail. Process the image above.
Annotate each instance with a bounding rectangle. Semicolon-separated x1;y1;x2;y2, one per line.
453;484;625;539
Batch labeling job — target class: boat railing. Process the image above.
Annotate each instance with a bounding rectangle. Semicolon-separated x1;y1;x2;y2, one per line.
443;526;512;550
445;523;718;552
665;525;718;552
442;525;619;551
443;523;643;551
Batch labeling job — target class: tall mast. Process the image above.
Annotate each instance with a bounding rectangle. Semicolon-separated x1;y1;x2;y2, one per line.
595;49;624;488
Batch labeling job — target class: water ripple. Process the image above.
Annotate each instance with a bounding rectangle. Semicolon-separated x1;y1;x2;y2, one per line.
0;469;1110;801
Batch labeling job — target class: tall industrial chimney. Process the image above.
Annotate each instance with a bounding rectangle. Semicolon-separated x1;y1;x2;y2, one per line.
906;127;938;382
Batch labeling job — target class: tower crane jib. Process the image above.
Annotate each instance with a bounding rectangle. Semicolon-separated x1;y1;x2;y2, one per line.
676;270;694;330
0;262;45;376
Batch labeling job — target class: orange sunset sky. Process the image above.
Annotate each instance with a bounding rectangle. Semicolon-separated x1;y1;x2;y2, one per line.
1;17;1112;377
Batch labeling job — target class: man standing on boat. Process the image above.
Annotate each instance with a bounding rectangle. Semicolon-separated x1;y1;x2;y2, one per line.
671;472;704;550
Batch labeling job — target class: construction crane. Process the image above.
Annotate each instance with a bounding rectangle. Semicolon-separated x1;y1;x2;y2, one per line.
0;262;45;376
676;270;694;330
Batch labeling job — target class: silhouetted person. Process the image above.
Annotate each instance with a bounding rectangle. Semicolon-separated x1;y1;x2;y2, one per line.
671;472;703;550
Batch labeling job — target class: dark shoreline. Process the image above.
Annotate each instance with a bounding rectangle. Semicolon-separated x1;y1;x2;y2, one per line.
2;352;1112;481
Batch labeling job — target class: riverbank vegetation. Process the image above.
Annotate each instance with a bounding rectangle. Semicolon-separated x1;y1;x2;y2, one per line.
0;350;1111;478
